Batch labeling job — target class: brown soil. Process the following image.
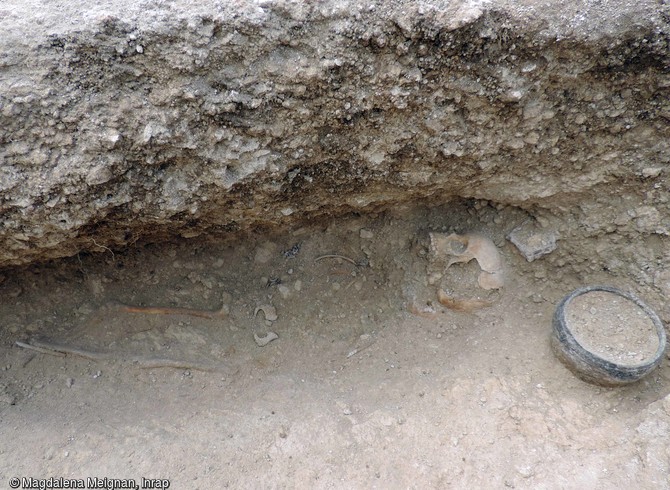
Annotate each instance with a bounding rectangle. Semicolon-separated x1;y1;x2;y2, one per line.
566;290;661;366
1;203;669;488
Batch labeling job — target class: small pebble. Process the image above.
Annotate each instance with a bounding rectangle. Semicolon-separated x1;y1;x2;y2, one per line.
359;229;374;239
277;284;290;299
642;167;662;178
92;371;102;379
66;378;74;388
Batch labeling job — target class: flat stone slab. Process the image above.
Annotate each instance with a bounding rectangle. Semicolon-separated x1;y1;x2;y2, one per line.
508;222;559;262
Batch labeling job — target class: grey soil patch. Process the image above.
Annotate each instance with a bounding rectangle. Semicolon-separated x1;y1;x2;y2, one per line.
565;290;660;366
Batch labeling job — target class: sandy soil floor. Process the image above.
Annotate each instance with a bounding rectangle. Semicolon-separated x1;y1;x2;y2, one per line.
1;203;669;489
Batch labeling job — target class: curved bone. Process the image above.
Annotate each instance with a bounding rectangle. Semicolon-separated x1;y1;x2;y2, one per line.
429;232;505;290
254;304;278;322
437;289;493;312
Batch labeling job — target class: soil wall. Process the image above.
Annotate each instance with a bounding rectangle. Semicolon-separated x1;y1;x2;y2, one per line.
1;0;669;312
